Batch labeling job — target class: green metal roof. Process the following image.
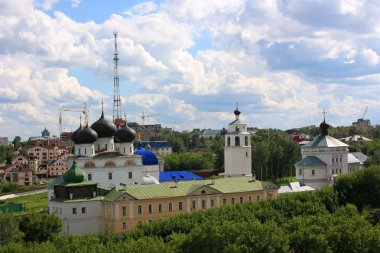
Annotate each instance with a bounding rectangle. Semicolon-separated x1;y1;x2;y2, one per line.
63;160;87;183
104;177;271;201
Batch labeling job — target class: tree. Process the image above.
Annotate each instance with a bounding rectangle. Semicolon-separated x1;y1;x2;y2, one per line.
0;213;22;246
334;166;380;210
19;213;62;243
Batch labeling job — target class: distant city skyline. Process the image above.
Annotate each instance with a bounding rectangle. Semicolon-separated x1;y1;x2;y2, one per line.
1;0;380;140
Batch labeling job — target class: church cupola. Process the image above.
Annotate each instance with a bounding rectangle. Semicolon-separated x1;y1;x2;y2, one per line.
91;111;117;138
63;160;87;183
320;120;329;136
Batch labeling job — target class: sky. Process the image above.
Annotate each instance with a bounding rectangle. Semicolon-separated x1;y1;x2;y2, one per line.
1;0;380;140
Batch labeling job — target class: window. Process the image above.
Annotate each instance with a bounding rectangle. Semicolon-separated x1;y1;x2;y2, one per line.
128;172;132;179
223;198;226;205
311;170;315;175
332;158;334;163
72;208;77;214
192;200;196;209
298;169;302;175
248;196;252;202
201;190;206;194
123;147;125;153
340;168;342;174
169;203;173;212
236;126;239;131
122;206;126;216
240;197;243;204
84;149;86;154
227;137;230;146
202;200;206;209
211;199;214;207
98;144;100;151
82;207;86;214
158;203;163;213
235;136;240;146
340;157;342;162
105;144;108;150
256;195;260;201
88;173;92;181
148;204;152;214
123;222;127;230
231;198;235;204
108;173;112;180
149;220;153;224
178;202;183;211
138;205;142;215
245;136;248;146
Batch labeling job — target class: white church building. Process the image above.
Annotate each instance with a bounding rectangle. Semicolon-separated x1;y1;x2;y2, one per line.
295;118;364;189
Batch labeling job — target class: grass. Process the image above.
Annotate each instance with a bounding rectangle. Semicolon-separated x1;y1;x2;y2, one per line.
4;192;48;213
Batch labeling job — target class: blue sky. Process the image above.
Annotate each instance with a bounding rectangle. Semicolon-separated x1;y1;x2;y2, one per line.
1;0;380;140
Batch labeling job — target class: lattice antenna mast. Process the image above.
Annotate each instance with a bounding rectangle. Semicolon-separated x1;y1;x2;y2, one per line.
113;31;121;121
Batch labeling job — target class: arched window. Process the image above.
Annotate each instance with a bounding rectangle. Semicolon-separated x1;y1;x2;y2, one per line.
235;136;240;146
227;137;231;146
245;136;249;146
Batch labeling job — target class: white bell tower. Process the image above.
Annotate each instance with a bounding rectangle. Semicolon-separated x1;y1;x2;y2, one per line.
224;104;252;177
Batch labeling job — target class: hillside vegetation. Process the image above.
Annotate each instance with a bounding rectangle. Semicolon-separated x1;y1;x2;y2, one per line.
1;166;380;252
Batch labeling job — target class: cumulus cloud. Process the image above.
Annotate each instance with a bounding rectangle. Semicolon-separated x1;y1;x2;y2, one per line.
1;0;380;139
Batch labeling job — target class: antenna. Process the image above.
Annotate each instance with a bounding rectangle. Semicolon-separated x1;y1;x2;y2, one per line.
113;31;121;122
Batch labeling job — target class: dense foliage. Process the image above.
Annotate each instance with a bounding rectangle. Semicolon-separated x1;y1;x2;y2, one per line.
0;182;43;194
334;165;380;210
163;152;214;171
1;167;380;252
251;129;301;180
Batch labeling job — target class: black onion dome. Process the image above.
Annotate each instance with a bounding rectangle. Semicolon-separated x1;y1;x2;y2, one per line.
115;125;136;143
71;124;83;144
90;111;117;138
77;125;98;144
320;120;329;136
234;108;241;116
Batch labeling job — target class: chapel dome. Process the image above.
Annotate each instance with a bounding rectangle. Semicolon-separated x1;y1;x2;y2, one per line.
71;124;83;144
134;142;159;165
114;125;136;143
77;125;98;144
91;111;117;138
63;160;87;183
320;120;329;136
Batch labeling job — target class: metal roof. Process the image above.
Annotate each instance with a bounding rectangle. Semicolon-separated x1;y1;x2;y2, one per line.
347;153;361;164
302;135;348;148
350;152;368;164
296;156;326;167
104;177;270;201
159;171;203;182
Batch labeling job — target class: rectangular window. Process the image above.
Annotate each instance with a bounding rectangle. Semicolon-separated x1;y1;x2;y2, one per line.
256;195;260;201
298;169;302;175
138;205;142;215
123;222;127;230
178;201;183;211
128;172;132;179
192;200;196;209
148;204;152;214
201;200;206;209
72;208;77;214
122;206;127;216
169;203;173;212
231;198;235;204
211;199;214;207
248;196;252;202
88;173;92;181
240;197;243;204
108;173;112;180
82;207;86;214
223;198;226;205
158;203;163;213
311;170;315;175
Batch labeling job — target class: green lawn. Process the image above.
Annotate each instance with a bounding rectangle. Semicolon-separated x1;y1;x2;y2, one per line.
4;192;48;213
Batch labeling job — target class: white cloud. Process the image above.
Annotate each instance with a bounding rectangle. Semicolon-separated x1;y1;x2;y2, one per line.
71;0;81;8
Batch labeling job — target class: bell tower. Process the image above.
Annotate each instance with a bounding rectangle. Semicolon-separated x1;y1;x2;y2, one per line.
224;104;252;177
